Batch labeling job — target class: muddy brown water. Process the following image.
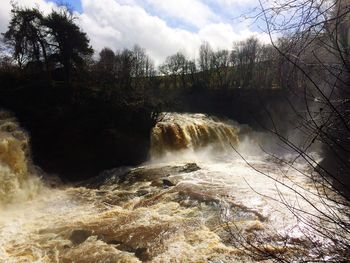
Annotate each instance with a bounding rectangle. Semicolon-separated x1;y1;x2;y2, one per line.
0;113;347;262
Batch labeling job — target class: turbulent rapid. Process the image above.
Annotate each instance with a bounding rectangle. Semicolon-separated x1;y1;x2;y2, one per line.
0;112;348;262
0;112;42;205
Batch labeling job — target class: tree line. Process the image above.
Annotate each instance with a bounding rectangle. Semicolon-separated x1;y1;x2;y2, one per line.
0;4;292;96
93;37;279;93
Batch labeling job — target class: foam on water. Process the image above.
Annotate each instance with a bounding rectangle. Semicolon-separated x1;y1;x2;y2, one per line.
0;112;42;206
0;112;348;262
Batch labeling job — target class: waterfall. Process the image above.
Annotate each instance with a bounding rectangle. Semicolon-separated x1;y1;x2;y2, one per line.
0;112;41;205
150;113;240;158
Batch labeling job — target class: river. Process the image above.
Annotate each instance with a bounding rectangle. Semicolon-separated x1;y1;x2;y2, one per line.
0;112;347;262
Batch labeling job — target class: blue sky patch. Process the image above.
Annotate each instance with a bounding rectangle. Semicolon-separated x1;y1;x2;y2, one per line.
49;0;82;12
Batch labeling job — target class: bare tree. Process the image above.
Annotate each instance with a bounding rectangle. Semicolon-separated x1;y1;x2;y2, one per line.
232;37;261;88
159;52;191;89
211;49;230;89
226;0;350;261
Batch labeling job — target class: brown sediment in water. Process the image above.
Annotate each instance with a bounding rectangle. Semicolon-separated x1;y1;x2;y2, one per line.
32;201;244;262
0;159;339;262
0;113;41;204
2;161;271;262
1;112;348;262
150;113;240;158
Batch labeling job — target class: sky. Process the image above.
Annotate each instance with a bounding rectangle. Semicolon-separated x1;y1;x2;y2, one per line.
0;0;269;64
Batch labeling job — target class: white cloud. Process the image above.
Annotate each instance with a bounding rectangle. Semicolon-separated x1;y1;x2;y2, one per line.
214;0;258;7
0;0;57;35
145;0;218;28
199;23;268;49
80;0;201;64
0;0;11;35
80;0;269;64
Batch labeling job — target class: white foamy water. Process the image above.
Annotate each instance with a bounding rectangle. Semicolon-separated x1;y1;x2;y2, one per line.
0;112;348;262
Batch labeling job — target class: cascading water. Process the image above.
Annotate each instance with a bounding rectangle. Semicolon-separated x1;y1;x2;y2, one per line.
150;113;240;158
0;112;348;262
0;112;42;205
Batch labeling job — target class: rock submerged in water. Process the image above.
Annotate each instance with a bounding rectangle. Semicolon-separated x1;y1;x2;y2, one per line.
121;162;200;185
85;163;201;188
181;163;201;173
150;177;177;187
161;178;176;187
69;229;93;245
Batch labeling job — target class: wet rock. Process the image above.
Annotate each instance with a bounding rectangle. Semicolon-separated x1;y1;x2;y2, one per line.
161;178;177;187
106;239;122;245
79;167;131;188
181;163;200;173
150;177;179;187
81;163;200;188
122;163;200;185
136;189;150;196
150;179;163;187
69;229;92;245
135;247;150;261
